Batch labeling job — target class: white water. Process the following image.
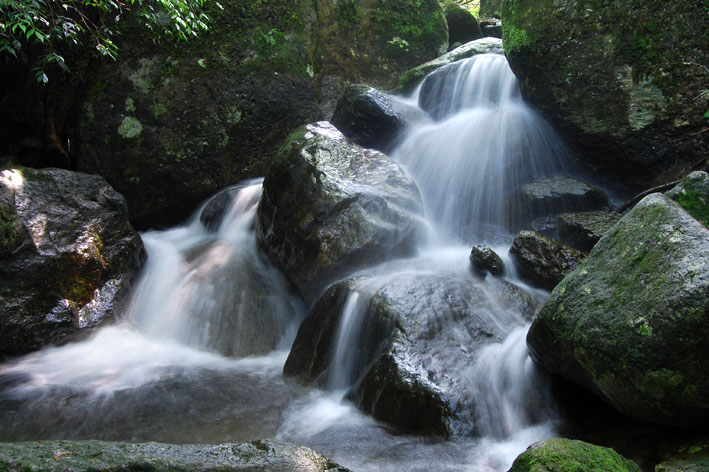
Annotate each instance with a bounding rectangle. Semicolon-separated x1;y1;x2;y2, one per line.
0;53;567;470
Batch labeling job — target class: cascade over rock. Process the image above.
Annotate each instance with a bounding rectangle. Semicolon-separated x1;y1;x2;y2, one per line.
508;438;642;472
527;193;709;428
0;168;144;354
284;269;537;436
470;245;505;277
75;0;448;228
501;0;708;188
257;122;423;304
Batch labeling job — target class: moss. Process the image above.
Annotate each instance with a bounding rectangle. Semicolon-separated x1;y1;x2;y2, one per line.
674;184;709;227
0;201;24;256
117;116;143;139
509;438;642;472
502;23;531;53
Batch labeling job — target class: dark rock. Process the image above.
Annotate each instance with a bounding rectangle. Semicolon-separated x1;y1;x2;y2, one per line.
656;437;709;472
508;176;609;233
331;85;429;153
502;0;708;189
284;270;537;436
470;245;505;276
508;438;642;472
395;37;503;94
557;211;622;253
480;19;503;38
509;230;585;290
0;167;145;354
0;439;348;471
527;193;709;428
257;122;423;304
440;0;482;48
665;171;709;227
199;187;240;232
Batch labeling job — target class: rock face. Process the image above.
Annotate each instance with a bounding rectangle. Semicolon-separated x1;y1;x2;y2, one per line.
440;0;482;49
527;193;709;428
501;0;708;188
331;85;428;153
284;269;536;436
257;122;423;304
470;245;505;276
395;37;504;93
655;438;709;472
557;211;622;253
508;438;642;472
76;0;448;229
509;231;584;290
666;171;709;227
0;439;348;471
0;168;144;354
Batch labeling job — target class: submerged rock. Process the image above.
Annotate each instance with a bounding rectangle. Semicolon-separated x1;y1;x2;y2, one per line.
665;171;709;227
257;122;423;304
557;211;622;253
0;168;144;354
508;438;642;472
0;439;348;471
470;245;505;276
331;84;428;153
284;269;536;436
440;0;482;49
509;231;584;290
527;193;709;428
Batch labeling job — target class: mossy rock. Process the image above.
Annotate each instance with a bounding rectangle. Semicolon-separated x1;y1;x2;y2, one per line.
656;437;709;472
666;171;709;227
501;0;708;190
440;0;482;48
508;438;642;472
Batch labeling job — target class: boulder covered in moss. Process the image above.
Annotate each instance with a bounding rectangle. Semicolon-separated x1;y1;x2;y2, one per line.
440;0;482;49
665;171;709;227
509;230;584;290
256;122;423;304
0;439;348;471
501;0;708;189
76;0;448;229
0;167;144;354
527;193;709;428
508;438;642;472
557;211;622;253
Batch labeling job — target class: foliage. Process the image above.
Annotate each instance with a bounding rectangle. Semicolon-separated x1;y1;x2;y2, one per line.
0;0;213;83
453;0;480;17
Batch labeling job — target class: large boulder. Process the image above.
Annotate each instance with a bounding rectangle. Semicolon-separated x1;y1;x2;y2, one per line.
557;211;622;253
440;0;482;49
0;439;348;471
666;171;709;227
527;193;709;428
76;0;448;229
509;230;584;290
501;0;708;189
508;438;642;472
257;122;423;304
0;167;145;354
284;268;537;436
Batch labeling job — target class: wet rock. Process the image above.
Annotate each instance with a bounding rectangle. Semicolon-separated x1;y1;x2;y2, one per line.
480;19;503;38
508;438;642;472
470;245;505;276
331;85;429;153
557;211;622;253
0;168;145;354
395;37;504;94
509;231;585;290
440;0;482;49
199;187;240;231
284;269;537;436
508;176;609;233
257;122;423;304
0;439;348;471
502;0;707;189
665;171;709;227
527;193;709;428
656;437;709;472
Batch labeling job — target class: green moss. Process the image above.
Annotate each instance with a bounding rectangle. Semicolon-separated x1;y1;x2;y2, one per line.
509;438;642;472
0;201;24;256
502;23;531;53
674;184;709;227
117;116;143;139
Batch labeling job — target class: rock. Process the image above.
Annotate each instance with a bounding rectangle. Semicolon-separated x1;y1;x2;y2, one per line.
509;231;585;290
666;171;709;227
656;438;709;472
199;187;240;232
480;19;503;38
470;245;505;276
0;439;348;471
284;269;537;436
527;193;709;428
0;168;145;354
75;0;448;229
508;176;609;233
331;84;429;153
440;0;482;49
557;211;622;253
257;122;423;304
508;438;642;472
395;37;504;94
501;0;708;189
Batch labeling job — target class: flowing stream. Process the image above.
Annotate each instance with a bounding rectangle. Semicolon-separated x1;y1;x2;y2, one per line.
1;53;570;470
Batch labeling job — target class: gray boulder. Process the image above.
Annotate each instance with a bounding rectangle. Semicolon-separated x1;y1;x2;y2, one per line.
557;211;622;253
0;439;348;471
470;245;505;276
509;230;585;290
257;122;423;304
527;193;709;428
666;171;709;227
508;438;641;472
0;167;144;354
